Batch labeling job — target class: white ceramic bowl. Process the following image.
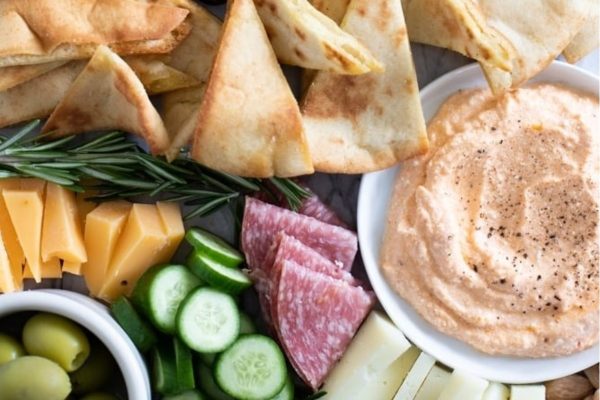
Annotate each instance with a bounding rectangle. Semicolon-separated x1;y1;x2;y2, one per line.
0;289;151;399
358;61;599;384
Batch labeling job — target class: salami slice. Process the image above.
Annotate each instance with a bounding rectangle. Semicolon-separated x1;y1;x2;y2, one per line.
274;260;374;389
241;197;357;271
298;195;348;228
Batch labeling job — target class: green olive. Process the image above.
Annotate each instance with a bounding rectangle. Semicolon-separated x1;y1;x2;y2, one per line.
70;342;115;394
0;356;71;400
22;313;90;372
79;393;118;400
0;333;25;365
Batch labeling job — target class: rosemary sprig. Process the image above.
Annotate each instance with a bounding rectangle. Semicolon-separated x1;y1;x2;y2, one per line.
0;121;311;219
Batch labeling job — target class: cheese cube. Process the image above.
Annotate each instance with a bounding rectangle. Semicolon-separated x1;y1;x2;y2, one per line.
482;382;509;400
0;179;24;290
41;183;87;264
3;181;46;282
436;369;489;400
155;202;184;264
98;204;167;301
82;201;132;295
415;365;451;400
321;312;411;400
360;346;421;399
393;352;436;400
510;385;545;400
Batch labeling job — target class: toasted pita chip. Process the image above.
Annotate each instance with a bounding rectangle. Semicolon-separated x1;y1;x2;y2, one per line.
159;0;223;161
0;62;85;129
301;0;428;173
0;61;68;91
254;0;383;74
309;0;349;24
191;0;313;177
479;0;593;93
564;8;599;63
42;46;169;154
126;56;199;94
0;0;189;68
402;0;513;72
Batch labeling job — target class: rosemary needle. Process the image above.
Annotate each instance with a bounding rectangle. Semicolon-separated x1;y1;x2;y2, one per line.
0;121;311;218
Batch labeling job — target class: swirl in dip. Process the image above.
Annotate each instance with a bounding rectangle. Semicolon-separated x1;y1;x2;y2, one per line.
381;83;599;357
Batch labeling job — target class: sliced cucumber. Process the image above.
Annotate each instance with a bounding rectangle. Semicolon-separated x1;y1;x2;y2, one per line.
239;312;256;335
186;251;252;295
198;363;234;400
152;342;178;395
132;264;202;334
270;375;294;400
186;228;244;268
110;296;157;353
176;287;240;353
199;352;217;367
215;334;287;400
163;390;206;400
174;337;195;391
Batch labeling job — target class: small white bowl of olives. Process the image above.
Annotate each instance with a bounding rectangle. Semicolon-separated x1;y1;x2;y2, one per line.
0;289;151;400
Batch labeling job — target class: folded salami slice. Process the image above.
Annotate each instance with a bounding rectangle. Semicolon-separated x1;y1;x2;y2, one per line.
241;197;357;271
274;260;374;389
297;194;348;228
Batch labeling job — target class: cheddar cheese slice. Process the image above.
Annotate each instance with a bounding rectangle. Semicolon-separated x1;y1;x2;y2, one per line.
0;233;16;293
3;180;46;282
155;201;184;264
82;201;132;296
41;183;87;264
62;260;82;275
98;204;168;301
23;259;62;279
0;179;24;290
76;192;97;229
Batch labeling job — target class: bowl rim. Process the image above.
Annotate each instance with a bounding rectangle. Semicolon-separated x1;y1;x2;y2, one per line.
0;289;151;399
358;60;600;384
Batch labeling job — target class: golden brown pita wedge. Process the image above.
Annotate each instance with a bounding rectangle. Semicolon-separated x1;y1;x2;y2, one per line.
42;46;169;154
564;8;599;63
126;56;199;95
309;0;349;24
0;62;85;129
191;0;313;177
402;0;513;72
159;0;222;161
0;61;68;91
254;0;383;74
302;0;428;173
0;0;189;67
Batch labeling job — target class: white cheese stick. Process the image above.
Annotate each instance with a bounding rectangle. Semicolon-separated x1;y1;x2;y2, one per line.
510;384;546;400
414;365;451;400
436;369;489;400
321;311;411;400
482;382;509;400
360;346;421;400
393;352;436;400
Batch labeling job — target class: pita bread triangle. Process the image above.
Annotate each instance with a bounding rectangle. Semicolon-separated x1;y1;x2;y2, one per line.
42;46;169;154
564;9;599;64
301;0;428;173
191;0;313;178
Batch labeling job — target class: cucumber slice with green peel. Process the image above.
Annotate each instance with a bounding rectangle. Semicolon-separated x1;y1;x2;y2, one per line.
110;297;157;353
214;334;287;400
198;363;234;400
199;352;217;366
239;312;256;335
176;287;240;353
186;251;252;295
174;337;195;391
270;375;294;400
185;228;244;268
152;342;179;395
132;264;202;334
163;390;207;400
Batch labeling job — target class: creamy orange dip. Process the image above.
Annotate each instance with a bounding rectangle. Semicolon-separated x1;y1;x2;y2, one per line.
381;83;599;357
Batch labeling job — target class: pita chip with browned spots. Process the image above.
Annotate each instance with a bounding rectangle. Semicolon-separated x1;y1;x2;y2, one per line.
309;0;349;24
42;46;170;154
191;0;313;178
563;7;599;63
0;0;190;68
301;0;428;173
254;0;383;74
0;61;69;91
